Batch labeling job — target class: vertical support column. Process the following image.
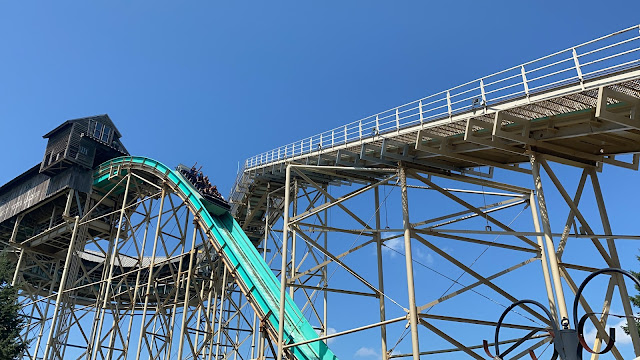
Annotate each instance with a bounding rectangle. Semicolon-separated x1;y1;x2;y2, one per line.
206;266;220;360
529;190;559;323
323;185;328;338
374;187;388;359
32;261;60;360
194;286;205;359
164;210;191;360
135;187;167;360
398;166;420;360
11;248;25;286
590;170;640;355
43;216;80;360
290;179;298;299
592;279;616;359
277;165;292;360
10;214;23;243
530;154;569;323
222;290;233;355
194;269;207;359
48;205;57;229
22;297;38;356
88;213;116;359
177;220;199;359
11;247;27;357
233;292;242;360
150;319;159;357
63;189;74;217
264;185;271;262
99;174;132;360
122;198;154;358
250;311;258;359
255;184;271;359
214;267;229;360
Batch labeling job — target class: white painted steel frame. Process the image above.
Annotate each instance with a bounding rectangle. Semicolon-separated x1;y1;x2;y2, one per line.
258;153;640;359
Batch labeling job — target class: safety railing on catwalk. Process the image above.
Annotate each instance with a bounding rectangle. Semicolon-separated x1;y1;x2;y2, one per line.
239;24;640;177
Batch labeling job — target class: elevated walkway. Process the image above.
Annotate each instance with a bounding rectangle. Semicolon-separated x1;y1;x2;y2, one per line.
231;25;640;234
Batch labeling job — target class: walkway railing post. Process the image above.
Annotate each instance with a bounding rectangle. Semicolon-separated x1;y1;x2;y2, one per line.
572;48;584;83
344;125;348;144
521;65;530;97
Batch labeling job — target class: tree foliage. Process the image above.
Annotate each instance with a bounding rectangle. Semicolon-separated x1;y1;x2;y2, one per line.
623;258;640;336
0;253;27;359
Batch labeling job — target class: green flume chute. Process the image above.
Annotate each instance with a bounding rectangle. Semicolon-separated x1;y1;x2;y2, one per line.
94;156;337;360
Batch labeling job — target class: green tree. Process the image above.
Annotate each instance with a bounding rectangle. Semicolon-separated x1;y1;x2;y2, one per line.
0;252;28;359
623;259;640;336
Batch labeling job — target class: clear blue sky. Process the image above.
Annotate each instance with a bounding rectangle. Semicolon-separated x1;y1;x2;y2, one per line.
2;2;640;359
1;1;639;194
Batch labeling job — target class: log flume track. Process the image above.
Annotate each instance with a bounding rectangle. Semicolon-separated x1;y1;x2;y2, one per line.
94;156;338;360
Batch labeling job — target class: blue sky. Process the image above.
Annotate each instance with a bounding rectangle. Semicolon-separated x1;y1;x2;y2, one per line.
2;1;639;194
2;2;640;359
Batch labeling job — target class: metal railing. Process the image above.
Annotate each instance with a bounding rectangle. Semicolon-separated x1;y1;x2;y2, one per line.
232;25;640;199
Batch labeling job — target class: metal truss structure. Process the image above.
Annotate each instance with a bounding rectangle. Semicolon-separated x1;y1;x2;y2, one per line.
3;167;260;360
1;25;640;360
234;158;640;359
228;26;640;359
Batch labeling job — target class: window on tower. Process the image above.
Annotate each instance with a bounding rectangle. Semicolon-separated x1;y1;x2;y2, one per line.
101;126;111;142
92;121;112;143
93;123;103;138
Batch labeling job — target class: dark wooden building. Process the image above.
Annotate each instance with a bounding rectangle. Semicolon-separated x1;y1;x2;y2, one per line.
40;114;128;175
0;115;129;247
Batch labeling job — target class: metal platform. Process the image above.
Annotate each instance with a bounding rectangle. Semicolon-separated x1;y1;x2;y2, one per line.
231;26;640;239
227;25;640;360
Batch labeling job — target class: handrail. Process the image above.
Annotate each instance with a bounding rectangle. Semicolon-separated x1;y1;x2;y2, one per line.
239;25;640;176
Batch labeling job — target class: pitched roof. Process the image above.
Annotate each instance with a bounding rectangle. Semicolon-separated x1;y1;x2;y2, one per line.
42;114;123;138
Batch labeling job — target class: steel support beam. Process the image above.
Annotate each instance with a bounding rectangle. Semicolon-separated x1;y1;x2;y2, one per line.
399;165;421;360
529;153;570;323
